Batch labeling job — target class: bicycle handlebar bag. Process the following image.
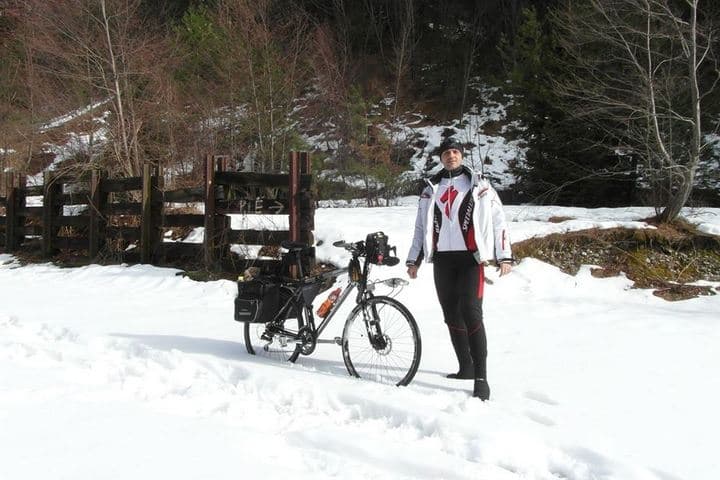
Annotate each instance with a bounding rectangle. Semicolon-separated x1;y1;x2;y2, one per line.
234;279;280;323
365;231;391;265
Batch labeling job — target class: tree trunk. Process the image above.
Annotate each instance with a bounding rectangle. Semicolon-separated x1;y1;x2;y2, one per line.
659;0;702;224
659;169;695;223
101;0;131;169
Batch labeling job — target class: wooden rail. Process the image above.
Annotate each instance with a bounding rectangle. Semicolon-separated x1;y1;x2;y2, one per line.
0;152;315;274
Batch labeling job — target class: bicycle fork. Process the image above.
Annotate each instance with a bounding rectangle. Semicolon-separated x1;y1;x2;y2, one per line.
362;301;389;352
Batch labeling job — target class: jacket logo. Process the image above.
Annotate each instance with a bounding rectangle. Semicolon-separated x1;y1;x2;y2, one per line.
440;186;459;217
461;196;473;233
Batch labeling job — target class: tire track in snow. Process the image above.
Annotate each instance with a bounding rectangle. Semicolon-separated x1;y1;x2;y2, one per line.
0;314;659;480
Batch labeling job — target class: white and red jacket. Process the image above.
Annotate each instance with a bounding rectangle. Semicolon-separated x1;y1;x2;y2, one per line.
406;166;512;266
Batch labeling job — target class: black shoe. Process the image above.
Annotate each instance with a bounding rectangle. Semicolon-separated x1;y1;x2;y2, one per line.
473;378;490;401
446;370;474;380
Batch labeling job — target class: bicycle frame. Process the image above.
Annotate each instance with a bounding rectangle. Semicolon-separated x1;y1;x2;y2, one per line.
267;244;386;349
268;269;355;346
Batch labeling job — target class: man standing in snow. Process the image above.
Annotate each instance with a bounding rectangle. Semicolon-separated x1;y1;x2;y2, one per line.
406;137;513;401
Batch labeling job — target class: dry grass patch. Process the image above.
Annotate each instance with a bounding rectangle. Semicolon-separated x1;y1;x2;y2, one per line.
548;216;575;223
513;222;720;301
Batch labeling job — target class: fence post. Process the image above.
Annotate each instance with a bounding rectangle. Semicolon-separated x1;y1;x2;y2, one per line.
289;151;300;243
88;169;107;259
0;172;3;253
299;152;315;268
42;171;61;258
213;157;229;268
140;163;156;264
151;166;162;262
204;154;217;270
4;174;14;251
298;151;315;249
5;174;21;251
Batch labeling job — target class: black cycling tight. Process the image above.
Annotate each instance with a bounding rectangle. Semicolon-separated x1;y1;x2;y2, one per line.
433;251;487;379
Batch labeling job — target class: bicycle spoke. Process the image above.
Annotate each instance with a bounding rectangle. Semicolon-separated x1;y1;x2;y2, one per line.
342;296;421;386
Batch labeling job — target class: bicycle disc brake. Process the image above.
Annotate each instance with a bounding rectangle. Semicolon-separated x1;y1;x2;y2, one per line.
298;326;317;355
366;315;390;353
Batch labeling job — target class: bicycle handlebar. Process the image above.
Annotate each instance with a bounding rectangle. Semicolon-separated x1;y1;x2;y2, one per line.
333;239;400;266
332;240;363;252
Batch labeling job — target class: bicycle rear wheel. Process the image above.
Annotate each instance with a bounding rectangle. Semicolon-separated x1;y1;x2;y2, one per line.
341;296;421;386
244;288;303;363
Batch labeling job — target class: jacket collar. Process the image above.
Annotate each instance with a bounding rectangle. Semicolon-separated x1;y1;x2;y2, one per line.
427;165;478;187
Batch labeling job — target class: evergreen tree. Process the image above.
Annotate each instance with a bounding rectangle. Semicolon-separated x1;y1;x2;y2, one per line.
502;6;636;206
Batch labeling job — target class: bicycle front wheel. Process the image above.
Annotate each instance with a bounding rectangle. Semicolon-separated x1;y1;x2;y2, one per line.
244;288;303;363
341;296;421;386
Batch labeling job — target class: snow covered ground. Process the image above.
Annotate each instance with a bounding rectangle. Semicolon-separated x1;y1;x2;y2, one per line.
1;205;719;480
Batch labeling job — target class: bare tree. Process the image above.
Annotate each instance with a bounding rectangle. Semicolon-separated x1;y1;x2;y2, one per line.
552;0;718;222
15;0;172;177
362;0;388;62
213;0;311;173
389;0;416;122
458;7;487;121
0;2;41;173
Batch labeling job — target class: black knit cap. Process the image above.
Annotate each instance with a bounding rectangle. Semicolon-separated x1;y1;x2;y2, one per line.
439;137;463;156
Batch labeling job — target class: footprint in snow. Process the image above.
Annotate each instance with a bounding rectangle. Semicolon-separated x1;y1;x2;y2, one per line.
523;410;556;427
524;390;559;406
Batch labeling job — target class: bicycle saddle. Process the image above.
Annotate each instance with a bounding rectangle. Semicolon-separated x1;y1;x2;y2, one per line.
281;240;309;252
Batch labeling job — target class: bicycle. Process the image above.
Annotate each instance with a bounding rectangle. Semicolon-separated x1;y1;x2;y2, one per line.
237;232;422;387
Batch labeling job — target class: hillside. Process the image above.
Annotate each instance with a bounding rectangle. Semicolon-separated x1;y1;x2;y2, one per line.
2;0;718;212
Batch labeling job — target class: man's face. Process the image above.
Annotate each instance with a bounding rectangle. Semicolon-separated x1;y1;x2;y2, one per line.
441;148;462;170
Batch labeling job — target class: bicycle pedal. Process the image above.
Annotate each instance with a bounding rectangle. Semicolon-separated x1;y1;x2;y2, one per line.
333;336;342;346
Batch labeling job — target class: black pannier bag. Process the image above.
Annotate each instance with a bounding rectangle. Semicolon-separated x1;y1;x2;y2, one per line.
234;279;280;323
365;231;390;265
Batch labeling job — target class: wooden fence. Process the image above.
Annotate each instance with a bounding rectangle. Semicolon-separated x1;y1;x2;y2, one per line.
0;153;314;274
